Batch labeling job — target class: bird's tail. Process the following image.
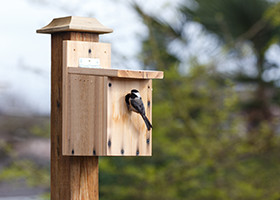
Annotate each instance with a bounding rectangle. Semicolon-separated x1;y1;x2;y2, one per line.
141;114;153;131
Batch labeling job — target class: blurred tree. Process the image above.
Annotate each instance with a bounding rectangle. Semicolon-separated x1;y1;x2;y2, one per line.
180;0;280;132
0;115;50;198
99;1;280;200
14;1;280;199
100;64;280;200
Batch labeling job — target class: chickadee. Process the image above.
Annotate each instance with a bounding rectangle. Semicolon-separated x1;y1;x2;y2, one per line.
125;89;153;131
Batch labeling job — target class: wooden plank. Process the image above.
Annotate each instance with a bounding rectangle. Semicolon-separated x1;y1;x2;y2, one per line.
106;78;152;156
117;69;163;79
145;80;152;155
70;157;99;199
64;41;111;68
68;67;164;79
63;75;106;156
103;77;108;155
62;40;111;156
51;32;99;200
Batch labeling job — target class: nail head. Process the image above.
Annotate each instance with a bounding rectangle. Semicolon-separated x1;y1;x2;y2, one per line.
108;140;111;148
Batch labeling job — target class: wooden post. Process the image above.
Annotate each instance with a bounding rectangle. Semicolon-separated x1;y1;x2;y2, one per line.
37;16;113;200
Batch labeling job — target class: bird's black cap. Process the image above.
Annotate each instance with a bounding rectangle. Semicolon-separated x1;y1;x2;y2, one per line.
131;89;139;93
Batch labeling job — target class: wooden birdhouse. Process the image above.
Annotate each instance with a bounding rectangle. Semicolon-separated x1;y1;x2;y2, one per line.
38;16;163;157
61;36;163;157
37;16;164;200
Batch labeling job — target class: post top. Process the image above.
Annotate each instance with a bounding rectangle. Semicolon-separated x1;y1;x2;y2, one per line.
36;16;113;34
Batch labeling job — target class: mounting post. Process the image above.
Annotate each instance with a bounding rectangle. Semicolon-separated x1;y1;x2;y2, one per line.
37;16;113;200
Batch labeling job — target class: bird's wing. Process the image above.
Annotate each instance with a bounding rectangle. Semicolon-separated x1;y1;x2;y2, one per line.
130;98;146;115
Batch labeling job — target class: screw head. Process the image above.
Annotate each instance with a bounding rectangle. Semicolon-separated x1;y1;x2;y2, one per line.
108;140;111;148
146;138;150;145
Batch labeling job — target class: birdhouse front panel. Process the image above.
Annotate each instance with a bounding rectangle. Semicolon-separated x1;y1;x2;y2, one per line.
64;74;107;156
106;78;152;156
62;41;110;156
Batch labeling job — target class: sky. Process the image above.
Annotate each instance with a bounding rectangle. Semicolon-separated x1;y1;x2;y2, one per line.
0;0;145;115
0;0;183;115
1;0;279;115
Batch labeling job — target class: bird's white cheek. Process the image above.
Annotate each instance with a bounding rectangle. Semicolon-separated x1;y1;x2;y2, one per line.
135;93;141;98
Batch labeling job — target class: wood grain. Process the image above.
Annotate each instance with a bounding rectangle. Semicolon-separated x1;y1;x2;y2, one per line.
62;40;157;156
64;41;111;68
106;78;152;156
62;40;111;156
50;32;99;200
65;74;105;156
68;67;164;79
70;157;98;199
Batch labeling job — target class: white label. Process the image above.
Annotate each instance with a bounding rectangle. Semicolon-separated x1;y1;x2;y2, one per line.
79;58;101;68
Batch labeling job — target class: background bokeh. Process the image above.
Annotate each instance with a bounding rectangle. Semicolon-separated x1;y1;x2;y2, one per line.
1;0;280;199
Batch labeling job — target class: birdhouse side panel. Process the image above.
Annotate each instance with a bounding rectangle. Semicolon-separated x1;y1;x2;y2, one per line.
106;78;152;156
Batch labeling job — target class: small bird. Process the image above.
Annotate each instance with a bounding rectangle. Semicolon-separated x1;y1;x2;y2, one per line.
125;89;153;131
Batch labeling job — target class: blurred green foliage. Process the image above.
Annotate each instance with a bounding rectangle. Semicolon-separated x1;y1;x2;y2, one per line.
1;0;280;199
30;123;50;138
0;160;49;187
100;0;280;199
100;64;280;200
0;116;50;198
181;0;280;131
